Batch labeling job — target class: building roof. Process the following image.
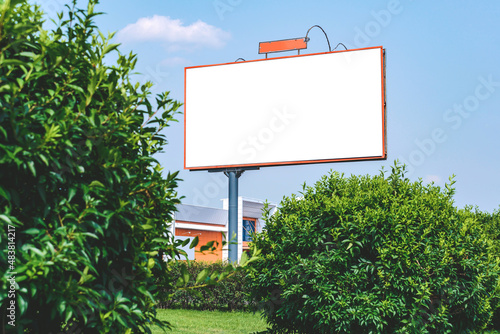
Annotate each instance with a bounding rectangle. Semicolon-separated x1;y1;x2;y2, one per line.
242;198;275;219
175;203;227;226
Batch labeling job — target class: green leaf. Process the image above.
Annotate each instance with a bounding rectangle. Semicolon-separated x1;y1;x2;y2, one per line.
103;43;120;55
209;270;220;284
1;59;27;66
195;268;209;284
38;153;49;166
176;277;185;288
18;51;36;58
66;83;85;93
89;180;105;188
182;266;190;286
239;250;249;266
27;160;36;177
64;308;74;324
0;214;12;224
18;294;28;315
23;228;40;235
199;240;217;252
189;236;199;249
0;185;10;201
151;237;169;244
68;187;77;202
116;315;128;328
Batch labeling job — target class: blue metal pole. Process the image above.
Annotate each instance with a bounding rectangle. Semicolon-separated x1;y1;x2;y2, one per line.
228;171;239;263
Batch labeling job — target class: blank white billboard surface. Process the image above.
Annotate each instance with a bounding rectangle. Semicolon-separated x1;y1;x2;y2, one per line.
184;46;386;170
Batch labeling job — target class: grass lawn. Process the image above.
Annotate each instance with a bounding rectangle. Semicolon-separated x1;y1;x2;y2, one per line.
149;309;500;334
150;309;268;334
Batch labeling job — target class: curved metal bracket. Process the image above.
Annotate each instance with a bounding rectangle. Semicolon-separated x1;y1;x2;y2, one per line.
304;25;332;52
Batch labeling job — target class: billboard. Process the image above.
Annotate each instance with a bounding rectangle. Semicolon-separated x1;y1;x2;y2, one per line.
184;46;386;170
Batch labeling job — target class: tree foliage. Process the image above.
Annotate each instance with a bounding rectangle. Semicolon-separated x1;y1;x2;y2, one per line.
0;0;184;332
248;163;500;333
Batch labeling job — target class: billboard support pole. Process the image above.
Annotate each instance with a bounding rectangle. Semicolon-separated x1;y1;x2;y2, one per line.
224;169;243;263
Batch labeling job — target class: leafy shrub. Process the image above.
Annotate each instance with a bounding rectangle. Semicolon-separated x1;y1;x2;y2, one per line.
461;207;500;330
159;260;254;311
248;163;500;333
0;0;183;332
483;209;500;331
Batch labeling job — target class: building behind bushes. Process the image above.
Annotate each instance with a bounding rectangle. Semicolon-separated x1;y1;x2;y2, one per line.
171;198;276;262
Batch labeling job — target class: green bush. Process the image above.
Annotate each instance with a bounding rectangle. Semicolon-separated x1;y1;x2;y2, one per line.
159;260;254;312
0;0;183;332
461;207;500;330
248;163;500;333
483;209;500;331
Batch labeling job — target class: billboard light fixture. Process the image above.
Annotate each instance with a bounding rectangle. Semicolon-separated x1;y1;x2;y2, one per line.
258;25;347;58
259;37;308;57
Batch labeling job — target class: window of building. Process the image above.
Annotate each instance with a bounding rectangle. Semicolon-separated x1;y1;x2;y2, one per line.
243;218;256;242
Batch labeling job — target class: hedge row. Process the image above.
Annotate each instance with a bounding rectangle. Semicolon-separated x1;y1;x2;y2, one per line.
157;260;254;311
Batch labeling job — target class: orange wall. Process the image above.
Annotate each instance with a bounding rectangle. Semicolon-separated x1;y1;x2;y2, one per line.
175;228;222;262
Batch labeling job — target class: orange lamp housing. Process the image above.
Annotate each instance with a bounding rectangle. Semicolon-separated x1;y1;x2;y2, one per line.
258;37;307;54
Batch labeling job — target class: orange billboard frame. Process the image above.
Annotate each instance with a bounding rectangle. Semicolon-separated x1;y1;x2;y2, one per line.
184;46;387;171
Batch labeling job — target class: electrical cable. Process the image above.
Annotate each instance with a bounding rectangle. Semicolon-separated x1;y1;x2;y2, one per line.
304;25;331;52
333;43;348;51
304;26;348;52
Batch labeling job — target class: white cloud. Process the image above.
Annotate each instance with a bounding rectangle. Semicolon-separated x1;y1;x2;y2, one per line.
116;15;230;49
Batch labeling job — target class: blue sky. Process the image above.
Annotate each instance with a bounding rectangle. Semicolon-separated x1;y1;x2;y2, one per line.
39;0;500;212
